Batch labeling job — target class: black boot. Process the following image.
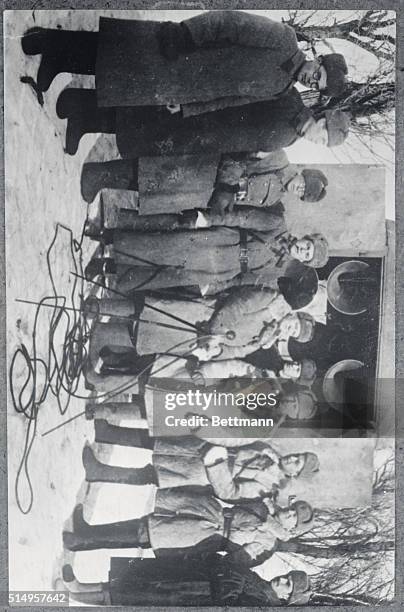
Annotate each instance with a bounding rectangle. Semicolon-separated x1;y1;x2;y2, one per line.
22;28;98;91
94;419;154;448
56;88;97;119
81;160;139;204
82;443;158;485
84;258;116;280
63;503;151;551
65;108;116;156
21;27;46;54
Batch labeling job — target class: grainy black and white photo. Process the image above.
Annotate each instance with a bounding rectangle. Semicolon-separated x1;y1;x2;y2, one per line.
4;8;395;607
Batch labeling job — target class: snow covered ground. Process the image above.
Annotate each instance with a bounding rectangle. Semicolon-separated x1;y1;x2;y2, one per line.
4;8;395;600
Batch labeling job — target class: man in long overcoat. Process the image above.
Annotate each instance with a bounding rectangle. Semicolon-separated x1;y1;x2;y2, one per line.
23;11;348;103
82;433;319;500
55;85;349;156
61;555;311;606
63;491;314;563
85;205;329;296
81;149;328;212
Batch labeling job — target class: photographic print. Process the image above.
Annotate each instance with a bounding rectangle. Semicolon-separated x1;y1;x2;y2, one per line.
4;8;395;607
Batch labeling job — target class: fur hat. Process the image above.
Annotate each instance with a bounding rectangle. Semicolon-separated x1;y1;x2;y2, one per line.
291;500;314;526
295;388;318;418
287;571;312;605
297;360;317;387
296;312;316;343
301;169;328;202
325;109;350;147
300;452;320;477
303;233;329;268
321;53;348;97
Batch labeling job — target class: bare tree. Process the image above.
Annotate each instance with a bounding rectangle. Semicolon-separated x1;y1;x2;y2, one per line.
276;449;395;605
285;10;395;158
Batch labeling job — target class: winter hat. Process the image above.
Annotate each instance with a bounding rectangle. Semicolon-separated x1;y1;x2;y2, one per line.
287;571;312;605
325;109;350;147
303;233;329;268
296;312;316;343
321;53;348;97
291;500;314;526
300;452;320;476
301;169;328;202
295;388;318;418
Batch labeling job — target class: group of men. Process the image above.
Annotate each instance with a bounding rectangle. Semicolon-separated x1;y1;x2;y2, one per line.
23;10;352;606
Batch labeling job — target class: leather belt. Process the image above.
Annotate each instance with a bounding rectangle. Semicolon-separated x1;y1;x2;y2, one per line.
239;229;249;274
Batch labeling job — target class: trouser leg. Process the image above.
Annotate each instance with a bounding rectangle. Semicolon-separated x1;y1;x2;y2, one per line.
22;28;98;91
63;503;151;551
82;443;157;484
65;108;116;156
81;159;139;204
94;419;154;448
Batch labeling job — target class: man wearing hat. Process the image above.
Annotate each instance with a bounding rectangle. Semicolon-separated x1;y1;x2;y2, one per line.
60;555;311;606
85;205;329;295
81;431;318;500
245;313;315;370
278;387;318;421
80;148;328;215
23;11;348;106
63;488;314;560
209;153;329;215
53;82;350;157
280;359;317;386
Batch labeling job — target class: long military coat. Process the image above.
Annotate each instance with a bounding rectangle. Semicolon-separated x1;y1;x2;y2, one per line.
136;150;290;215
135;287;291;357
114;88;311;160
108;554;284;606
148;488;287;557
113;206;292;295
96;12;306;112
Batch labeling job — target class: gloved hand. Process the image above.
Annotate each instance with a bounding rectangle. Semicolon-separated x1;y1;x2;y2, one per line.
157;22;196;61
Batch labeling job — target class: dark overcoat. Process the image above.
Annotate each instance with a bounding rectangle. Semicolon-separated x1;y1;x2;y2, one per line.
115;88;311;160
138;153;220;214
108;554;283;606
96;12;305;112
137;150;289;215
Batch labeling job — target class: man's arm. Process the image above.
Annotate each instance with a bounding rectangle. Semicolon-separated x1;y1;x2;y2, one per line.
203;447;265;501
184;11;297;51
208;287;279;338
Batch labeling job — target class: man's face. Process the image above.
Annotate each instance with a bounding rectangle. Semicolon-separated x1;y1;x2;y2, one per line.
286;173;305;198
280;361;302;380
278;508;298;531
297;60;327;91
281;453;305;476
271;575;294;601
290;239;315;263
304;117;328;146
280;314;301;339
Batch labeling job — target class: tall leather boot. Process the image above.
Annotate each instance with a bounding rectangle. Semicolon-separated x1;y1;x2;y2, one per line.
65;108;116;156
22;28;98;91
56;88;98;119
94;419;154;449
63;503;151;551
81;160;139;204
82;443;157;484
